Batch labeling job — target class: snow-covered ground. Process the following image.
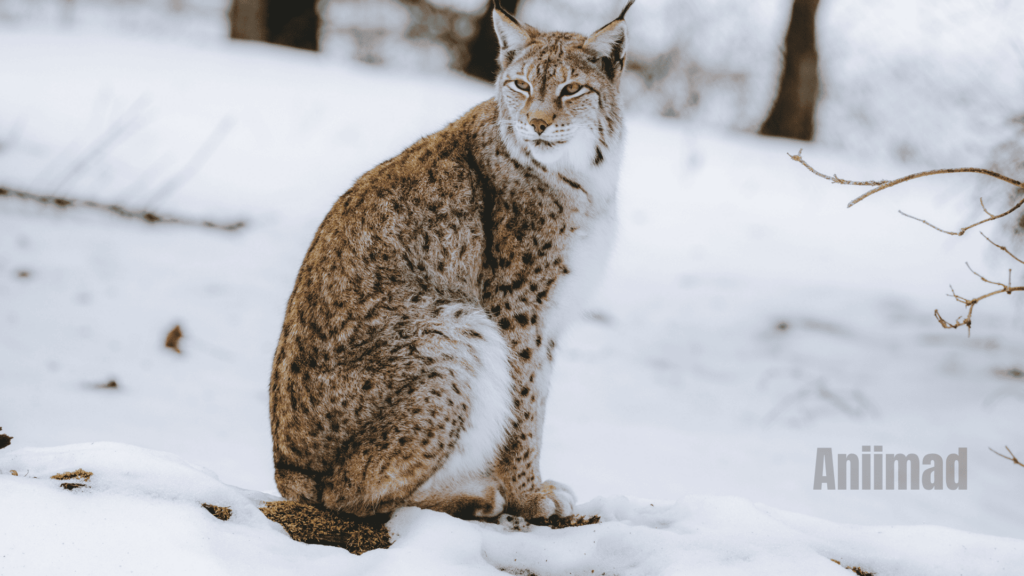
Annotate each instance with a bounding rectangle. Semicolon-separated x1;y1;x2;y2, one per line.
1;27;1023;575
4;444;1022;575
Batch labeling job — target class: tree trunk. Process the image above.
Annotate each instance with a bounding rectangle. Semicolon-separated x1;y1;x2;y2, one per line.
229;0;321;51
760;0;820;140
463;0;521;82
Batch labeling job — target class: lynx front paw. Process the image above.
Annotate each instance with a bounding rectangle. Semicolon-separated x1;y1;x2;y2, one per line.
498;513;530;531
518;480;576;520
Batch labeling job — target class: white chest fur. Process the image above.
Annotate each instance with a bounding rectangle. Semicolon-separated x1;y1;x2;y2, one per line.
539;138;622;341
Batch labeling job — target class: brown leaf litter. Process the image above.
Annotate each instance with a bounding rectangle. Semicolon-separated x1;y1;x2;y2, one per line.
165;325;183;353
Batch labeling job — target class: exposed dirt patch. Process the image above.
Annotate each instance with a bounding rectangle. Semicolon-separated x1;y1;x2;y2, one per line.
529;514;601;529
260;500;391;555
51;468;93;491
202;503;232;521
51;469;94;482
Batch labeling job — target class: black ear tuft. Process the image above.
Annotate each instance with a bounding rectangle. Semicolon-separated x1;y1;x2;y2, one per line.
616;0;637;22
494;0;519;25
493;3;533;61
584;7;629;80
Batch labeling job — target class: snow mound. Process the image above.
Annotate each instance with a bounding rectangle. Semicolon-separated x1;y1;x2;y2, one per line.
2;443;1021;575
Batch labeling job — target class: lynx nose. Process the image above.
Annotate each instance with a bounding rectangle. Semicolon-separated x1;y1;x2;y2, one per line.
529;117;549;135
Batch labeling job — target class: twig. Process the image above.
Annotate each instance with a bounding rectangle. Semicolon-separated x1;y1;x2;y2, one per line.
144;117;234;208
981;231;1024;265
980;197;996;218
933;263;1023;335
0;186;245;231
989;446;1024;469
897;210;961;235
896;195;1024;237
49;96;152;194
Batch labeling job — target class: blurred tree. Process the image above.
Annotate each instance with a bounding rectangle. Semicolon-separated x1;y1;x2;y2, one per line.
230;0;321;51
464;0;521;81
397;0;519;82
760;0;820;140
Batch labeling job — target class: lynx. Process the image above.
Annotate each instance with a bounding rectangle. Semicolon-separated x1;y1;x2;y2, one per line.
270;1;633;521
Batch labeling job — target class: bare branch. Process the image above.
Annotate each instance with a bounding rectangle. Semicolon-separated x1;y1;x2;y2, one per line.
791;151;1024;334
788;152;1024;207
0;186;245;231
897;210;960;235
980;197;997;218
895;196;1024;237
935;264;1023;335
844;167;1024;208
935;305;975;335
791;152;1024;235
989;446;1024;470
965;262;1008;289
980;232;1024;265
787;150;891;186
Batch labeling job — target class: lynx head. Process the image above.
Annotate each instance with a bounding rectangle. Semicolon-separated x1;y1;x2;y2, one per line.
492;1;634;169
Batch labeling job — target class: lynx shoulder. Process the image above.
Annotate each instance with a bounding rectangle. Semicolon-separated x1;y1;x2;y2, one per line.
270;2;633;520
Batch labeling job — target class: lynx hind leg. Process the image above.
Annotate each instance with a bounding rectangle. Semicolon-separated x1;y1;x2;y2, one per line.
321;301;515;516
275;466;321;505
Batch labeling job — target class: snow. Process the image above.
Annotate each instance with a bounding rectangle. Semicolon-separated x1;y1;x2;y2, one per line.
1;23;1024;576
4;443;1023;575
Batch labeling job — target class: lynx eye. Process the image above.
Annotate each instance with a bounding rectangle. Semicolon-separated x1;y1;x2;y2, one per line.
561;82;582;96
514;79;530;92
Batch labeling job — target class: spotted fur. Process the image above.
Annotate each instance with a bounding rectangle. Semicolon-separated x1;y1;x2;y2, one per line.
270;3;633;520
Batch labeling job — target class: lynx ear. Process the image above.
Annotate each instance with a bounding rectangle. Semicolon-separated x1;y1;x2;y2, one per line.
493;4;534;68
584;0;635;80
